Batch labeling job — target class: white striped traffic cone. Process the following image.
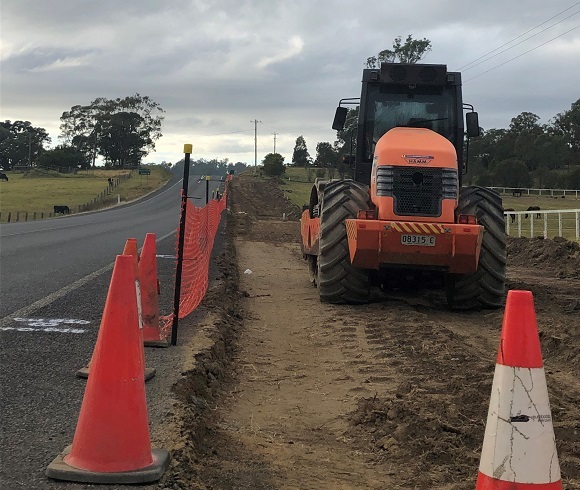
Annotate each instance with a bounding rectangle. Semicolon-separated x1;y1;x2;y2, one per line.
476;290;562;489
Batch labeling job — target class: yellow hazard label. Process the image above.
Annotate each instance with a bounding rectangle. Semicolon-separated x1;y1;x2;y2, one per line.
346;221;357;240
390;222;445;234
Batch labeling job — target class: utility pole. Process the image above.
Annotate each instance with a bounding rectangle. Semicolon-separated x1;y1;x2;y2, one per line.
272;132;278;154
28;132;32;166
250;119;261;167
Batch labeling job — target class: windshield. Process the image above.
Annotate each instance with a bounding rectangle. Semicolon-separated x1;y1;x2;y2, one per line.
362;85;457;161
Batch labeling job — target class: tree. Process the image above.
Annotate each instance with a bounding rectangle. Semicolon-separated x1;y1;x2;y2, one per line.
493;158;531;187
262;153;285;176
315;142;339;166
551;99;580;158
566;166;580;188
533;166;559;189
37;145;90;170
366;35;432;68
334;107;359;153
99;111;148;167
315;142;340;178
509;112;542;134
292;135;311;167
0;120;51;169
59;93;164;167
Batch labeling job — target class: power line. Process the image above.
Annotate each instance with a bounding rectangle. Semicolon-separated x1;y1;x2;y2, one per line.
457;2;580;70
464;24;580;82
189;129;254;137
461;10;579;73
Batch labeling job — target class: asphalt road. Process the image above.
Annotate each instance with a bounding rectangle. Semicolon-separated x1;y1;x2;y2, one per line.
0;171;222;319
0;171;224;489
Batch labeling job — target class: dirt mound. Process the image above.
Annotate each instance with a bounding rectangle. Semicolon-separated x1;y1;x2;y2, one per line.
230;173;301;221
508;236;580;279
21;168;72;178
348;321;493;489
229;173;302;243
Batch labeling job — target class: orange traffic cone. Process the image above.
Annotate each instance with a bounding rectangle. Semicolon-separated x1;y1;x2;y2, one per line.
476;290;562;489
122;238;157;377
76;238;156;381
139;233;169;347
46;255;169;483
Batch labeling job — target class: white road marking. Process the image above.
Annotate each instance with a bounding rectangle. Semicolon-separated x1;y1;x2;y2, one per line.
156;254;176;259
0;326;86;334
0;229;176;327
13;318;91;327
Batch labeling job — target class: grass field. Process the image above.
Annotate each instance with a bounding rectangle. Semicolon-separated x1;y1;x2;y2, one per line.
0;166;172;223
278;167;327;208
275;167;580;240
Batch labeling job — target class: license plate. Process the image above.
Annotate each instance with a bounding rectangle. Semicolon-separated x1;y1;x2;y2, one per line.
401;234;436;246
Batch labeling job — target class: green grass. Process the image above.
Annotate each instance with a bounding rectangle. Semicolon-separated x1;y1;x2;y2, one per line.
501;195;580;212
500;194;580;241
280;167;327;208
0;166;171;222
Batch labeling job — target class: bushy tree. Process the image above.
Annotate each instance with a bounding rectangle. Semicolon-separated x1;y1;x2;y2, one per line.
493;158;531;187
262;153;285;176
59;94;164;167
566;167;580;188
551;100;580;150
0;120;51;169
366;35;431;68
37;145;89;169
292;136;311;167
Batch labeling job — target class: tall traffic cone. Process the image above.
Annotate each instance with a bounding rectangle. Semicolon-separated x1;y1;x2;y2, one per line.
476;290;562;489
139;233;169;347
76;238;156;381
122;238;157;377
46;255;169;483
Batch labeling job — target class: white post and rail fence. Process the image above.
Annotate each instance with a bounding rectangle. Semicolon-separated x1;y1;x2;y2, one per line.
486;185;580;241
503;209;580;241
490;186;580;198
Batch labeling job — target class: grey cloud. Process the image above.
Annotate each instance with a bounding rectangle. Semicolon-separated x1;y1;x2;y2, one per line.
1;0;579;165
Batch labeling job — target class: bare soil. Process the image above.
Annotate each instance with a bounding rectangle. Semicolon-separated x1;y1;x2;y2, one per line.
162;173;580;489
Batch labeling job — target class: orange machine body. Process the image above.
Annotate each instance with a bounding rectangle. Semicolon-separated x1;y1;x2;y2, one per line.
352;127;482;273
301;127;484;275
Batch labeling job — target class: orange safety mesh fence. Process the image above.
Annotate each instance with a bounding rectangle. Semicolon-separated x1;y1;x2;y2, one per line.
159;179;229;338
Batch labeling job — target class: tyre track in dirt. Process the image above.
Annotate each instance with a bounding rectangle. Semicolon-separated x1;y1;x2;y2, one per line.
169;174;579;489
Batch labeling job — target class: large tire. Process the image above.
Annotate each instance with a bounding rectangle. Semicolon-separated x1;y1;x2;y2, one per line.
317;180;371;303
446;186;506;310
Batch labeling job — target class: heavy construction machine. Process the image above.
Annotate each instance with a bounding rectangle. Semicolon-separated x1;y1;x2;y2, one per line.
300;63;506;310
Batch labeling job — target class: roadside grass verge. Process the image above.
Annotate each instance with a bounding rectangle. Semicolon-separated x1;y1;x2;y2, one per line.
0;166;171;223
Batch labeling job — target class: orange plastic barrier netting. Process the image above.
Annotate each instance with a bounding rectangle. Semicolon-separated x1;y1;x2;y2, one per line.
159;180;229;338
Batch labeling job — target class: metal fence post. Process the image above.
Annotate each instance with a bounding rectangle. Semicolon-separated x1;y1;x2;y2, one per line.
171;144;193;346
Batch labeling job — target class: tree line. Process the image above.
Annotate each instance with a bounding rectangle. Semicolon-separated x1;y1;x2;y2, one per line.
172;157;248;177
270;100;580;190
466;102;580;189
0;93;164;170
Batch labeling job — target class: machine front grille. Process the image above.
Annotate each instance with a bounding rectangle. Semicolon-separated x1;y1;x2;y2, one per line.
376;166;457;217
393;167;444;216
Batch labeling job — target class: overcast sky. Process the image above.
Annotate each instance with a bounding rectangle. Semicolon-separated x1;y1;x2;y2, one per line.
1;0;579;166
